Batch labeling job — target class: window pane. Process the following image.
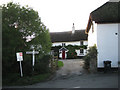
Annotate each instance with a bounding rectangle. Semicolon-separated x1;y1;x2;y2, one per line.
80;49;84;54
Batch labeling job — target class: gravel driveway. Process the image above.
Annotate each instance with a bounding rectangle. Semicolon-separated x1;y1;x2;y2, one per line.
56;59;85;76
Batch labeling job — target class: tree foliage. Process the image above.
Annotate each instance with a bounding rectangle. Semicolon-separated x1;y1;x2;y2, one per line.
51;45;87;59
66;45;77;59
2;2;52;76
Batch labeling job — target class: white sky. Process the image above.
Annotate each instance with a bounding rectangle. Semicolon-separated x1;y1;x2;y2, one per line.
1;0;109;32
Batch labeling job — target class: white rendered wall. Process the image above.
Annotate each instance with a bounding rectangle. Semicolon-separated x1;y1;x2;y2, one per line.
88;22;97;47
52;41;88;57
118;24;120;63
83;41;88;46
52;41;88;47
52;41;80;47
75;49;87;56
97;24;118;68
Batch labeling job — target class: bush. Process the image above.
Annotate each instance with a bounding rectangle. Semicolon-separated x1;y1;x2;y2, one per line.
34;55;50;74
23;59;33;76
83;55;90;69
66;45;77;59
2;55;51;86
83;45;98;72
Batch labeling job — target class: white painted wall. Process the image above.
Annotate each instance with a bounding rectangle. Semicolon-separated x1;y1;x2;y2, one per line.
83;41;88;46
118;24;120;63
75;49;87;56
52;41;80;46
88;21;97;47
52;40;88;58
97;24;118;67
88;23;119;68
52;41;88;47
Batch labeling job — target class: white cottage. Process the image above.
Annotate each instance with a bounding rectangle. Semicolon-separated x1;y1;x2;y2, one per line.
50;24;88;59
85;1;119;68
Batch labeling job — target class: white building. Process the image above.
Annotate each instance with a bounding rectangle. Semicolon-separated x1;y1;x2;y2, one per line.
85;1;119;68
50;24;88;59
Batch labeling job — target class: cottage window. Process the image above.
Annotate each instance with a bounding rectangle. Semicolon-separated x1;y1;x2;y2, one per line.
62;43;65;47
80;49;84;54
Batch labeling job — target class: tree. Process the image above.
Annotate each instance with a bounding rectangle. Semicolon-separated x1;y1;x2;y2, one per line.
2;2;52;75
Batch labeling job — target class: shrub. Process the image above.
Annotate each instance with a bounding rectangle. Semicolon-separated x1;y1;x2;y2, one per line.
34;55;50;74
23;59;33;76
83;54;90;69
83;45;98;72
66;45;77;59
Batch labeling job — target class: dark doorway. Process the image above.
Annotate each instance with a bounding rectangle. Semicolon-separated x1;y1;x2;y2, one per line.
62;51;65;59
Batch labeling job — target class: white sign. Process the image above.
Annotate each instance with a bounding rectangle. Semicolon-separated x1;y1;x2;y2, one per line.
26;49;39;71
16;52;23;77
26;51;39;54
16;52;23;61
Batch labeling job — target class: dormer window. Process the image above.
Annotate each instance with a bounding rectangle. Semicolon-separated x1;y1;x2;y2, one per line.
62;43;65;47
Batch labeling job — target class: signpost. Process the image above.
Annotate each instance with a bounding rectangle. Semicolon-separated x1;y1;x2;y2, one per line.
26;47;39;71
16;52;23;77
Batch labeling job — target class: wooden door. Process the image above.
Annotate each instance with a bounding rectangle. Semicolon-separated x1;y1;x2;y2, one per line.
62;51;65;59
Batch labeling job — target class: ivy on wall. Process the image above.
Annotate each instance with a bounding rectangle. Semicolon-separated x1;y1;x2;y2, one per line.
51;45;87;59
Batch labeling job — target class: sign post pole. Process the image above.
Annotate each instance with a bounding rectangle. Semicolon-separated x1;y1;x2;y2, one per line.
19;61;23;77
32;49;35;71
26;47;39;71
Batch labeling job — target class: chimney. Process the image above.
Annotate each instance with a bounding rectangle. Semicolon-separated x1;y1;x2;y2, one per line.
72;23;75;34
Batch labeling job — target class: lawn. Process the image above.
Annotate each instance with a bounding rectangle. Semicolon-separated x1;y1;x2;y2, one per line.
58;61;64;68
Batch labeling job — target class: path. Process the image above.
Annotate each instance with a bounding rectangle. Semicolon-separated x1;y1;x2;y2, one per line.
54;59;86;79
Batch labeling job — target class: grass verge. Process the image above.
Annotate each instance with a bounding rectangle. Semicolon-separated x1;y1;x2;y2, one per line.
3;73;51;86
58;61;64;68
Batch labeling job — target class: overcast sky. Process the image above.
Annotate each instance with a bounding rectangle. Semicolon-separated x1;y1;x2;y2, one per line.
1;0;109;32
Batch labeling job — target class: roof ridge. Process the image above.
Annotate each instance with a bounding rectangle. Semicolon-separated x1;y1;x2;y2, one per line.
91;2;119;15
91;2;109;15
50;29;85;33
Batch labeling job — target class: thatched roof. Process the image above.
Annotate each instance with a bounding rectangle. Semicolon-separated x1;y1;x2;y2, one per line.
86;2;120;34
50;30;88;43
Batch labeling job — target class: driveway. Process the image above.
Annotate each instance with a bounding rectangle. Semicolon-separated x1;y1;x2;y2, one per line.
3;59;118;88
54;59;86;79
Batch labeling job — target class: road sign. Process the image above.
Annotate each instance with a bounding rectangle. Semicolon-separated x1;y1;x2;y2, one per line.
16;52;23;61
26;49;39;71
26;51;39;54
16;52;23;77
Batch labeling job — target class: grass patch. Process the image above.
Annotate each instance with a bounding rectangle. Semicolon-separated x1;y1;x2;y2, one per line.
58;61;64;68
3;73;51;86
53;60;64;68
